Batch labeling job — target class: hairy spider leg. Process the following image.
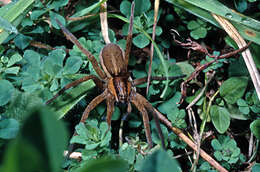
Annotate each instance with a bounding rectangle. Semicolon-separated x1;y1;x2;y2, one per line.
131;92;153;148
46;75;103;104
106;93;115;128
56;18;106;79
80;90;108;123
124;1;135;70
132;75;186;86
135;93;166;148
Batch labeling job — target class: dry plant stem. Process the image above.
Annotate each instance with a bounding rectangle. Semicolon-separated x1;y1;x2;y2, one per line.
187;108;200;171
179;42;251;104
186;71;215;109
100;1;110;44
30;40;55;51
146;0;160;95
212;13;260;100
248;132;254;157
67;14;97;21
155;109;228;172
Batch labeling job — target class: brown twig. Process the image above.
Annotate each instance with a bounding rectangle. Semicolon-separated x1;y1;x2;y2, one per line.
146;0;160;95
176;39;251;104
155;109;228;172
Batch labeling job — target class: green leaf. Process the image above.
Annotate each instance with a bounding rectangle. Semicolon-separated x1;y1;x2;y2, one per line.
211;139;222;150
1;106;68;172
120;0;131;17
220;77;248;104
119;143;136;164
134;0;151;15
50;79;59;92
14;34;32;50
190;27;207;39
4;91;44;121
139;149;181;172
63;56;83;74
175;61;195;80
7;53;22;67
157;92;181;114
210;105;230;134
30;10;46;20
187;20;200;30
214;151;223;161
0;118;19;139
250;119;260;140
0;79;14;106
48;74;96;119
165;0;260;45
0;0;34;43
23;50;41;66
49;11;66;29
235;0;247;13
133;33;150;48
75;158;128;172
0;16;18;34
68;0;108;23
226;104;249;120
1;139;44;172
5;66;20;75
237;98;248;106
48;0;69;9
252;163;260;172
238;106;250;114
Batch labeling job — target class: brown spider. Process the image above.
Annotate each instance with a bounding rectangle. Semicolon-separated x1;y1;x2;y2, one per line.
46;2;183;148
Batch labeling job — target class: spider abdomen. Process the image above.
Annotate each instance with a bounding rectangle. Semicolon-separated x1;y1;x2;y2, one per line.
100;43;127;77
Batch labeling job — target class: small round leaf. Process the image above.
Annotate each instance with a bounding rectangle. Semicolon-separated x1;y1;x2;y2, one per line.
250;119;260;140
210;105;230;134
0;80;14;106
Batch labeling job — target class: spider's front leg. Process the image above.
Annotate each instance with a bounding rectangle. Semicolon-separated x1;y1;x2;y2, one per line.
80;89;109;123
46;75;103;105
131;92;153;148
105;92;115;128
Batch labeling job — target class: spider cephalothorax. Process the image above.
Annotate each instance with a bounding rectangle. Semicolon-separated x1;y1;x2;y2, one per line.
100;43;132;104
47;2;184;148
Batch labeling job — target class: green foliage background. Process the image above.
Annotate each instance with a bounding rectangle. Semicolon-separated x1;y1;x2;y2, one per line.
0;0;259;171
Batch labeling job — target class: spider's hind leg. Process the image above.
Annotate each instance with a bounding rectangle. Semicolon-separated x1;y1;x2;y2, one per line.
134;93;166;149
131;93;153;148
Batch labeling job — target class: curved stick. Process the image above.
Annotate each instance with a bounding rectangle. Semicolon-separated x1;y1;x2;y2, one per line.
56;19;106;79
46;75;102;105
100;1;110;44
155;109;228;172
